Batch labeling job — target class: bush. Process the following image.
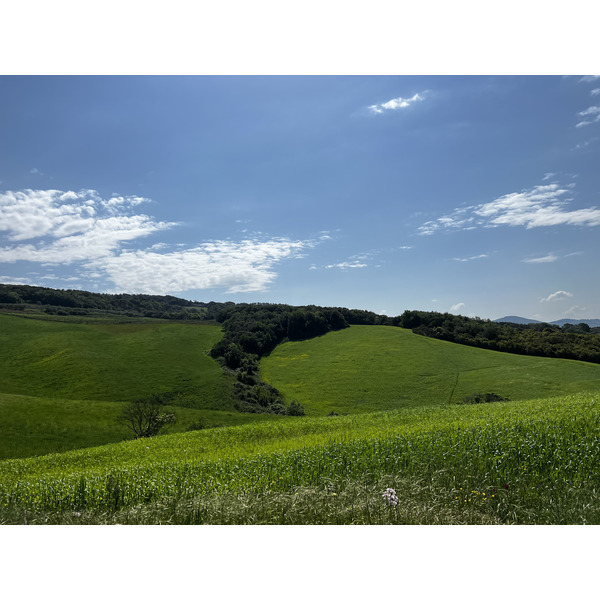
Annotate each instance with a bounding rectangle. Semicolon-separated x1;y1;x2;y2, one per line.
286;400;306;416
186;419;207;431
461;392;511;405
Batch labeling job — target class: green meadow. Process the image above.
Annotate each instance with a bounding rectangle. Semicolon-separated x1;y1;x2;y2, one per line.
261;325;600;415
0;313;277;458
0;313;228;404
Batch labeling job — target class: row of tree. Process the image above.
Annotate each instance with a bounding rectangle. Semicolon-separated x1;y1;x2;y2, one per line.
0;283;228;320
398;310;600;364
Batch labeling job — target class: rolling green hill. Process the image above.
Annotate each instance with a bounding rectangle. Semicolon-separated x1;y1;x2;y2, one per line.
0;313;228;404
261;325;600;415
0;313;278;458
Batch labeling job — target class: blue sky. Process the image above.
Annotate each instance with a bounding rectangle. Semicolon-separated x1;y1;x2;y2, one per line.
1;75;600;321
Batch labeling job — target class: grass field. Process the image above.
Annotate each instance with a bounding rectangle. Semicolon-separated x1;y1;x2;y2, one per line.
261;325;600;415
2;315;600;525
1;392;598;524
0;313;279;459
0;312;230;405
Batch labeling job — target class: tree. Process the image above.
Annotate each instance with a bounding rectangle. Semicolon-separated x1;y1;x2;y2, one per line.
119;397;177;438
286;399;305;416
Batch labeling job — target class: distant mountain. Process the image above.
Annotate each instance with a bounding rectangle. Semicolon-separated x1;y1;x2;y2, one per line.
495;316;600;327
495;316;541;325
551;319;600;328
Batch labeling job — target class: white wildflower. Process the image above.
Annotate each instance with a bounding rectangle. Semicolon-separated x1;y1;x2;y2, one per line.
382;487;398;507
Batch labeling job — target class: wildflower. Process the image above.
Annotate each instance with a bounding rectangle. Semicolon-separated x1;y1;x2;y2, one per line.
382;488;398;507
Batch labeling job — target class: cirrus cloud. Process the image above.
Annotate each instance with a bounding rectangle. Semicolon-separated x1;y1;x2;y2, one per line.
324;260;368;270
576;105;600;128
418;183;600;235
522;254;558;264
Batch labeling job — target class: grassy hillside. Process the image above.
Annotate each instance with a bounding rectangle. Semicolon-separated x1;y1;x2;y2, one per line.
0;313;229;405
1;392;598;524
0;312;280;459
261;325;600;415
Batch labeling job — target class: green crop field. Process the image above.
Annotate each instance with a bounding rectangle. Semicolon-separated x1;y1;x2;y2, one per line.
261;325;600;415
0;313;278;459
1;392;598;524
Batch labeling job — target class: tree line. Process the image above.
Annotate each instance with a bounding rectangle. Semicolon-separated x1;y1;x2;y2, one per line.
0;283;226;320
397;310;600;364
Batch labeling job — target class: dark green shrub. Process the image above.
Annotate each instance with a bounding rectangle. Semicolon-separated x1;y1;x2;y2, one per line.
286;400;306;416
461;392;511;404
187;419;207;431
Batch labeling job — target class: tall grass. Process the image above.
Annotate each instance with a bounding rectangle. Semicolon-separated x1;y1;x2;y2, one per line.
2;393;599;524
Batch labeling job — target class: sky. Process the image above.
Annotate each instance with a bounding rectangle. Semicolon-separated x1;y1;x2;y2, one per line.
1;74;600;322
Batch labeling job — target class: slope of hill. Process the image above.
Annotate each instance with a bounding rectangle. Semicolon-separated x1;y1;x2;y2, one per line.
0;313;228;404
0;312;280;459
1;392;598;524
260;325;600;416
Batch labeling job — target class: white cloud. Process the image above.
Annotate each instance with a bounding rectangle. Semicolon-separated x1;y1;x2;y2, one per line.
522;254;558;263
573;137;598;150
591;88;600;96
579;76;600;83
418;183;600;235
576;105;600;127
0;189;171;261
92;238;310;294
541;290;573;302
542;172;556;181
564;305;587;317
450;302;465;312
0;275;34;285
368;92;424;114
324;261;367;270
0;188;322;295
452;254;488;262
